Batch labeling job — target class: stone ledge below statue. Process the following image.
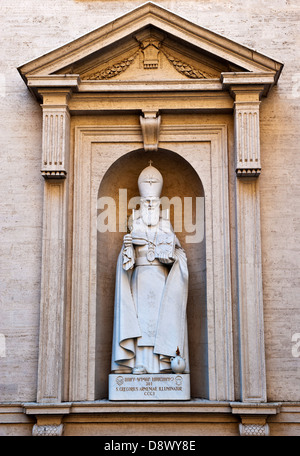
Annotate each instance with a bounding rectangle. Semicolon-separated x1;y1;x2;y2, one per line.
109;373;190;401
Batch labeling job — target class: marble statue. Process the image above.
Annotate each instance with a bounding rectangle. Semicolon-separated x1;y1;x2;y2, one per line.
111;163;189;374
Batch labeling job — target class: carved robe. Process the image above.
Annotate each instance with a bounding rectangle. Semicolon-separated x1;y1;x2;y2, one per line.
111;217;189;373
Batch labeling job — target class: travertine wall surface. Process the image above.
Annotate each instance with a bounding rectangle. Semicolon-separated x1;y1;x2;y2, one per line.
0;0;299;406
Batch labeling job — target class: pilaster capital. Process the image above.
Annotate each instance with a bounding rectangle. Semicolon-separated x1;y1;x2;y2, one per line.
38;87;73;107
231;86;264;104
221;71;276;99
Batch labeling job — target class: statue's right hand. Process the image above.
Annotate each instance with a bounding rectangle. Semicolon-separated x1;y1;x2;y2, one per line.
123;234;132;247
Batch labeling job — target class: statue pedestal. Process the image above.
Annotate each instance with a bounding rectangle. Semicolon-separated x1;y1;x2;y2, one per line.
109;373;190;401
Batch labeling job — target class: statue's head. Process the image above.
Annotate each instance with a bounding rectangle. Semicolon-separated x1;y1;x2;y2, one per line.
138;162;163;198
138;162;163;226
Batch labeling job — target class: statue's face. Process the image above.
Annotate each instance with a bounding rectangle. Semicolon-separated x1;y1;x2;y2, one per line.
140;197;160;226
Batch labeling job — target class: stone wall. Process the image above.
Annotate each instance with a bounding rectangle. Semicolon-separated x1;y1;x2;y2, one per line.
0;0;299;408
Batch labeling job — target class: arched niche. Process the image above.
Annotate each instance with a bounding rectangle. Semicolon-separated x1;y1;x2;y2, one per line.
96;148;207;399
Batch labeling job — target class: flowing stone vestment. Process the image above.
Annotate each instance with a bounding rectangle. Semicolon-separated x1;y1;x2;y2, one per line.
111;217;189;373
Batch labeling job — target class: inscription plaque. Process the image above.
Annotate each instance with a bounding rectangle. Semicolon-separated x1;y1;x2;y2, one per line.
109;373;190;400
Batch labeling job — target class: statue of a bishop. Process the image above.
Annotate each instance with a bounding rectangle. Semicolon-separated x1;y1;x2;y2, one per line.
111;163;189;374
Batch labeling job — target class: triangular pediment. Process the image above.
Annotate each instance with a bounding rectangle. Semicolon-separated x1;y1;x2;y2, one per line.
18;2;283;92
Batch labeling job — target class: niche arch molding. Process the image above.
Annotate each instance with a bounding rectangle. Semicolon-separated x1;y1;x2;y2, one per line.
69;124;233;402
